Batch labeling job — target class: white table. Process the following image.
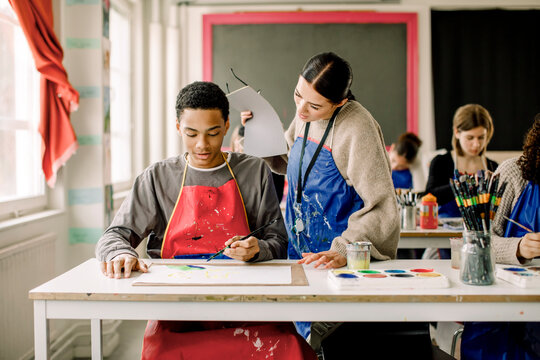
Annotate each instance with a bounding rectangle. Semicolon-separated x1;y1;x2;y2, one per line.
399;227;462;248
30;258;540;359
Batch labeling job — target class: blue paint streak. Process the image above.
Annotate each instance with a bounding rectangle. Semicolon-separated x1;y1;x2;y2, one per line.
187;265;206;269
337;273;358;278
504;267;526;272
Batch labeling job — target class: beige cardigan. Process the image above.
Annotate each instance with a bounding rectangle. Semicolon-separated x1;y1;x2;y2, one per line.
491;157;532;265
266;101;400;260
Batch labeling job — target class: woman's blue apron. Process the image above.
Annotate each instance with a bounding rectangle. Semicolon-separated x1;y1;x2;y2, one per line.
461;181;540;360
285;135;364;259
504;182;540;237
392;169;413;189
286;125;364;339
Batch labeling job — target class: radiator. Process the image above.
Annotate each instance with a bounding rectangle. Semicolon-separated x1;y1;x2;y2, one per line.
0;233;56;360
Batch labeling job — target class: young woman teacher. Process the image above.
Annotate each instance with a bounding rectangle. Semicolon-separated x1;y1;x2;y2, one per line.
242;52;399;269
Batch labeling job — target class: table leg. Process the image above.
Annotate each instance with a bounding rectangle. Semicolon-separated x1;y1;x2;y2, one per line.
34;300;50;360
91;319;103;360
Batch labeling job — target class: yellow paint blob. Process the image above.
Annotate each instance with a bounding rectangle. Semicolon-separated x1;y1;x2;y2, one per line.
417;272;441;277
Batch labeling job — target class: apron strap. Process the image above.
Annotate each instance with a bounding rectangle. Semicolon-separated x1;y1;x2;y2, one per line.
222;153;250;229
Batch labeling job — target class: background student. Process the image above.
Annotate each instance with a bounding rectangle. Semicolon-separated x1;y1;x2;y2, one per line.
426;104;498;218
389;132;422;189
96;81;316;360
424;104;498;259
490;114;540;263
461;114;540;360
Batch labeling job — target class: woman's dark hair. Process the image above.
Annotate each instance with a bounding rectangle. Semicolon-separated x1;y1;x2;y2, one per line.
175;81;229;121
517;114;540;184
395;132;422;163
300;52;355;104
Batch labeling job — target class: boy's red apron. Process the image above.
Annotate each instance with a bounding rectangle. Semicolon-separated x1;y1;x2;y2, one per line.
161;154;250;259
143;154;316;360
142;321;317;360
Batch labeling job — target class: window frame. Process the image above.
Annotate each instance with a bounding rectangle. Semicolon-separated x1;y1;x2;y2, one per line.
110;0;135;195
0;2;46;221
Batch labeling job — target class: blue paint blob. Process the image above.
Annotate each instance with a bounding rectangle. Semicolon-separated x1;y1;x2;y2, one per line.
337;273;358;279
504;267;526;272
187;265;206;269
518;273;534;277
385;269;406;273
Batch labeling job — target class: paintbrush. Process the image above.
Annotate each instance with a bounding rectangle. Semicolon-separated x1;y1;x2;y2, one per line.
502;215;533;233
206;218;278;261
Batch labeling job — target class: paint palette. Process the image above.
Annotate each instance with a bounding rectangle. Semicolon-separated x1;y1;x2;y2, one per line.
328;268;450;289
496;265;540;288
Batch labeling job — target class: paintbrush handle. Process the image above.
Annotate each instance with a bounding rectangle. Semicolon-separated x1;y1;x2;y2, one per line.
503;216;533;233
207;218;279;261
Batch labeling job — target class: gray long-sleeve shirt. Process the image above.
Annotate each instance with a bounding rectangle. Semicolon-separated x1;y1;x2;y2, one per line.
96;152;288;262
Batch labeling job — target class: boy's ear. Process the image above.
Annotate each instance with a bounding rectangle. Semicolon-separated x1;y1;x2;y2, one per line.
176;119;180;131
224;117;230;132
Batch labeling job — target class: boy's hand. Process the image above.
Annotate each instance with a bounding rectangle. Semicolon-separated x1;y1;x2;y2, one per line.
99;254;148;279
224;235;260;261
298;250;347;269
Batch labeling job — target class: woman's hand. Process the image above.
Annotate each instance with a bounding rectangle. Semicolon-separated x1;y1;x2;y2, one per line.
99;254;148;279
298;250;347;269
240;111;253;126
517;232;540;259
224;235;260;261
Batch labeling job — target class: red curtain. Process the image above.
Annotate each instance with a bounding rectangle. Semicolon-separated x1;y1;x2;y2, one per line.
9;0;79;187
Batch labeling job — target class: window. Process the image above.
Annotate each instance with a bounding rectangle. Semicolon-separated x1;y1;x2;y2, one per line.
0;0;44;220
110;2;133;190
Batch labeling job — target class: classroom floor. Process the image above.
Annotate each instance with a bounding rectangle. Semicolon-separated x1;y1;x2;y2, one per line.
75;320;458;360
87;320;146;360
106;320;146;359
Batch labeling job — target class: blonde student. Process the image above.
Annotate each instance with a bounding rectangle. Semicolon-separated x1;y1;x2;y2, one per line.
426;104;498;219
425;104;498;260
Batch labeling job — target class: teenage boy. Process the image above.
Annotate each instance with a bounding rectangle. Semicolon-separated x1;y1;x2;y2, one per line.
95;81;315;360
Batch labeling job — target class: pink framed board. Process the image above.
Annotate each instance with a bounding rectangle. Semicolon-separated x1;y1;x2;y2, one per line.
203;11;418;137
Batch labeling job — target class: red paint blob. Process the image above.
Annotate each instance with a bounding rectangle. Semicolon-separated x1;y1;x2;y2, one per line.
410;268;434;273
364;274;387;278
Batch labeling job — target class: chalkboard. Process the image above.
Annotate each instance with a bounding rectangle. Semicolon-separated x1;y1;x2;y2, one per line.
203;12;418;147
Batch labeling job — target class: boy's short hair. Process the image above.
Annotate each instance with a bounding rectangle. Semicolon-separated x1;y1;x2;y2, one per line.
175;81;229;121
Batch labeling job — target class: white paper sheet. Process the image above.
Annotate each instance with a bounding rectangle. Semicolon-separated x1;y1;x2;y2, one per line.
227;86;288;158
132;264;292;286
